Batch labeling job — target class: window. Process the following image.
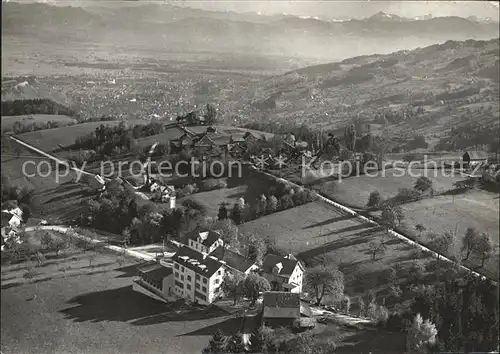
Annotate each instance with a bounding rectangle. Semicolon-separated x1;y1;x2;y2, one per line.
181;267;184;272
187;284;191;290
187;275;192;282
217;270;222;276
202;286;207;293
215;279;219;285
175;280;183;288
203;278;208;284
181;275;184;281
174;263;179;270
196;274;200;281
175;272;179;278
196;283;200;289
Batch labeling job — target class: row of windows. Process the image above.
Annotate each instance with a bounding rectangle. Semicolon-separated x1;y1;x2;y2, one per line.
174;265;209;284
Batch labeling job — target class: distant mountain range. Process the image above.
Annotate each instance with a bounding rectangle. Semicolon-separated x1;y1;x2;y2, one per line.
2;2;499;61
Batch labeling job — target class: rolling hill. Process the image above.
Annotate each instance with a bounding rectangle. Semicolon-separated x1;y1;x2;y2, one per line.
238;38;499;147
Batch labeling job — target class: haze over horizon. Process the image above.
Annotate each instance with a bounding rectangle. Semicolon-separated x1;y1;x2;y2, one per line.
5;0;500;22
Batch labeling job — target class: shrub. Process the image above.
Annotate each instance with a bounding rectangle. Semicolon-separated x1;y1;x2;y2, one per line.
199;178;227;192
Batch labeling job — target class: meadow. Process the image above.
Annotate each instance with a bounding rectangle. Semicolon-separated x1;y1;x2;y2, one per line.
239;201;438;299
1;233;233;354
16;119;149;153
1;114;76;133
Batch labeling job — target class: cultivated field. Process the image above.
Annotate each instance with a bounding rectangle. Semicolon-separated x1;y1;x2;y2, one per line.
1;114;76;133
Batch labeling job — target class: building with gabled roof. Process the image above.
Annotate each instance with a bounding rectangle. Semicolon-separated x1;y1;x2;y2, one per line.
210;246;258;275
262;253;305;293
261;291;316;329
462;150;489;168
134;261;174;301
186;227;223;254
171;245;226;304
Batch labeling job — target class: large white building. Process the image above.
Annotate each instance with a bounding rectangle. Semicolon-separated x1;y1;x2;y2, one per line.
135;227;257;305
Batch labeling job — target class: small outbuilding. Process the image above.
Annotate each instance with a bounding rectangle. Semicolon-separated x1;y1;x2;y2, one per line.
462;151;489;168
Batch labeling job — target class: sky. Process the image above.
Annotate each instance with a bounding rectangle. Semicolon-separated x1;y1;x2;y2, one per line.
177;1;500;21
7;0;500;21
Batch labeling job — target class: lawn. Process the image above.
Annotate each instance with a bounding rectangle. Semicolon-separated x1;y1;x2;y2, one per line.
319;167;468;208
1;240;236;354
183;185;248;217
135;126;185;149
16;119;148;153
1;114;77;133
187;125;274;140
239;201;436;298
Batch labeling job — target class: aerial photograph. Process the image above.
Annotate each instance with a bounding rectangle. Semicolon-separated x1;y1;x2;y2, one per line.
1;0;499;353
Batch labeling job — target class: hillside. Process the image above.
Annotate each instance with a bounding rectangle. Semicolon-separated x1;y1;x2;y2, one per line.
239;38;500;148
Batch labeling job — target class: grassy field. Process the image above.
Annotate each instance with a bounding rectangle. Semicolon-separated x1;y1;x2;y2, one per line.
182;185;248;217
319;167;468;208
2;144;94;223
1;239;234;354
1;114;77;133
16;119;148;153
239;201;437;299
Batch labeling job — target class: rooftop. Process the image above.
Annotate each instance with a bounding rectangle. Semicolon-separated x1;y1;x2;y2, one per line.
137;262;173;282
210;246;255;274
262;292;301;319
172;245;223;278
187;227;222;248
262;254;301;277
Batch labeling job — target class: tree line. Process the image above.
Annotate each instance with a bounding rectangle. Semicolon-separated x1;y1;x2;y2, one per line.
1;99;76;117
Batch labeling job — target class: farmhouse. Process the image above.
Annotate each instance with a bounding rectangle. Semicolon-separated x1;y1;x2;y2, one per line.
261;292;316;329
261;254;305;293
462;150;489;168
210;246;259;274
187;227;224;254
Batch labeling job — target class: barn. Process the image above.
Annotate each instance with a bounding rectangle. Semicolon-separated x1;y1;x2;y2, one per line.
462;151;489;168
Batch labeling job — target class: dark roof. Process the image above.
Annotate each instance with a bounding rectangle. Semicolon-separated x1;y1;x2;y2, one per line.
172;245;224;278
210;246;255;273
137;262;173;282
186;227;221;248
463;151;489;160
243;131;262;140
262;254;300;277
262;292;301;319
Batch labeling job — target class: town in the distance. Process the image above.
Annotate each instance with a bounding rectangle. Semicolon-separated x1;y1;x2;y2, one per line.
1;1;499;354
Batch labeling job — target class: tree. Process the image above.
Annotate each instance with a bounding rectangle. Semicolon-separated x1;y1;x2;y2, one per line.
414;176;433;195
344;124;356;151
380;204;397;239
461;227;479;261
217;203;228;220
415;224;426;236
427;231;453;266
474;232;494;267
40;232;52;250
222;271;244;305
205;104;218;125
244;273;271;305
305;265;344;306
366;190;382;209
393;205;405;226
406;314;438;354
266;195;278;213
279;194;294;210
245;233;267;264
231;202;242;225
202;329;226;354
213;219;239;259
224;332;245;353
368;241;385;261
